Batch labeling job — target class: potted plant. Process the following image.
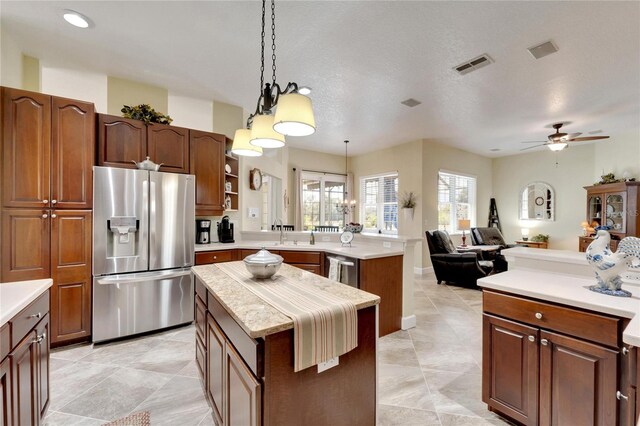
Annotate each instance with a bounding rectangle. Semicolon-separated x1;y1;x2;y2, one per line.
400;191;418;220
121;104;173;125
531;233;549;243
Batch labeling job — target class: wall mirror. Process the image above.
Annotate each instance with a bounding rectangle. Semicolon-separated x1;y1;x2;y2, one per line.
261;174;283;230
520;182;555;221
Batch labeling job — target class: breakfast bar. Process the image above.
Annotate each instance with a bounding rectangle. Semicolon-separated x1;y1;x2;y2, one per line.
192;262;380;426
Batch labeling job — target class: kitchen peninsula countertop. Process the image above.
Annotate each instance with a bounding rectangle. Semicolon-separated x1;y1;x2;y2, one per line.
194;241;405;260
0;279;53;327
478;269;640;346
192;263;380;339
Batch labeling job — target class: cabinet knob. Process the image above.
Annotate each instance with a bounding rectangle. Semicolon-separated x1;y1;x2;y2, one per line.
28;312;42;319
622;347;629;355
541;338;549;346
32;332;45;344
51;213;57;218
528;335;535;342
616;391;629;401
535;312;543;320
51;199;57;204
42;213;48;219
42;199;49;204
213;256;217;259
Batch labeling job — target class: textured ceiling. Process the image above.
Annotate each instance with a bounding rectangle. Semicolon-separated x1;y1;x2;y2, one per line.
1;1;639;156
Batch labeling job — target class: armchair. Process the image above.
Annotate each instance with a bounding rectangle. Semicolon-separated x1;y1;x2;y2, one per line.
425;230;493;288
469;227;516;272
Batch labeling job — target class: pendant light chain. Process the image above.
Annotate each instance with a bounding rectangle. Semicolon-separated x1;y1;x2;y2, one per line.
271;0;277;85
259;0;266;93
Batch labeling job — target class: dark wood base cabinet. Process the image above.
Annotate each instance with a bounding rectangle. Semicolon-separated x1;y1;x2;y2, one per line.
483;290;629;426
195;277;377;426
1;290;50;426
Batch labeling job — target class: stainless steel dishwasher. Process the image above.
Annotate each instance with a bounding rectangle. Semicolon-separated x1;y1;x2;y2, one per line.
324;255;359;288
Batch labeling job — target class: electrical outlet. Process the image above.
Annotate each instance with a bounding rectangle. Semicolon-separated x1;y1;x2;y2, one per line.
383;241;391;248
248;208;259;218
322;236;331;242
317;356;339;373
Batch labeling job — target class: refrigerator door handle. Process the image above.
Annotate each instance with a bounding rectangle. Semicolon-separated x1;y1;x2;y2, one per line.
97;269;192;285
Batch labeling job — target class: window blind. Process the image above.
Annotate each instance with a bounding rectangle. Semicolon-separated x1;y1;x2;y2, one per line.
359;172;399;234
437;171;477;233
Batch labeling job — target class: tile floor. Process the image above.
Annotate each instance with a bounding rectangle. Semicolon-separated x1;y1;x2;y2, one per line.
44;273;512;426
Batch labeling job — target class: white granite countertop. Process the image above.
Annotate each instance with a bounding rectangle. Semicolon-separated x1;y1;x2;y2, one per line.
195;241;405;260
0;279;52;327
478;270;640;346
192;263;380;339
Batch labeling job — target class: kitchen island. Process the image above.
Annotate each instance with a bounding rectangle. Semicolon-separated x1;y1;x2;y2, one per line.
192;262;380;426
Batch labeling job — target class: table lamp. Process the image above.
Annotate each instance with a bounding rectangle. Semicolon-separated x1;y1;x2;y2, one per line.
458;219;471;247
521;228;530;241
581;221;589;236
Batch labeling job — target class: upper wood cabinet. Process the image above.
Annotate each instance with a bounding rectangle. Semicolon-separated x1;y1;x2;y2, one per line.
97;114;147;169
1;88;95;210
98;115;190;174
51;97;95;209
147;124;190;173
2;88;51;209
190;130;226;215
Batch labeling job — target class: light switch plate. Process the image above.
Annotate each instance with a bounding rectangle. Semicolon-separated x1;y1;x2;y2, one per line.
248;208;259;218
317;356;339;373
383;242;391;248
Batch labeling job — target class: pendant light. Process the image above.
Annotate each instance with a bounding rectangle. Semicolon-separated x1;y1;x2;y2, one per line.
231;129;262;157
232;0;315;156
336;140;356;215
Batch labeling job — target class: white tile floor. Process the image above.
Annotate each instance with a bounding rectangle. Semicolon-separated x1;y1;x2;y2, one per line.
44;273;512;425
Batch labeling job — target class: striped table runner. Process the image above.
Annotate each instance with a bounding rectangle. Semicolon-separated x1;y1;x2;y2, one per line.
216;262;358;372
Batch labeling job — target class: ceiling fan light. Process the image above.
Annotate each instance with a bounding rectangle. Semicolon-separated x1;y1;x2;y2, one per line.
548;142;567;152
273;93;316;136
250;114;286;148
232;129;263;157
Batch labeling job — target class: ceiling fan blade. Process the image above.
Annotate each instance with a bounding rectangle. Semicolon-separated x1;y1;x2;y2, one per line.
567;136;610;142
563;132;582;139
520;141;547;144
520;144;546;151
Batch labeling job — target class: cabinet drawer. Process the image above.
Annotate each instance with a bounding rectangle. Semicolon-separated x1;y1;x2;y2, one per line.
483;290;621;347
10;290;50;347
207;291;263;378
196;277;208;303
280;251;321;265
289;263;321;275
239;249;280;259
195;295;207;343
0;323;9;360
195;250;235;265
195;333;206;379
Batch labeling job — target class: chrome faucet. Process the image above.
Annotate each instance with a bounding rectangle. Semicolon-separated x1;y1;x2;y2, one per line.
273;218;286;245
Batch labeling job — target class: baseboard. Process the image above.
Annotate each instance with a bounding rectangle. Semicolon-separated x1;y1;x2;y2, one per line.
401;315;416;330
414;266;433;275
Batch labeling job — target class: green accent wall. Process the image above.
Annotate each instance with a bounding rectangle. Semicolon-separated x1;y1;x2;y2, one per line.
107;76;168;116
22;55;40;92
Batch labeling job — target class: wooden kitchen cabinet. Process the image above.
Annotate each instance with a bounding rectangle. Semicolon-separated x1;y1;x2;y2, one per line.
97;114;147;169
50;210;92;345
207;313;226;426
225;342;261;426
482;314;539;426
0;357;11;426
190;130;226;216
195;250;237;265
147;124;190;173
359;255;403;336
10;330;38;426
34;315;50;419
1;209;51;282
483;290;624;426
2;88;51;209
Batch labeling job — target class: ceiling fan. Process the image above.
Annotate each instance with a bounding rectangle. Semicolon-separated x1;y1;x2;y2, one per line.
520;123;610;152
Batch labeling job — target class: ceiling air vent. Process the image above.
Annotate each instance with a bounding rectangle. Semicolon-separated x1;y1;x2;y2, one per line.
527;40;559;59
453;54;493;75
401;98;422;107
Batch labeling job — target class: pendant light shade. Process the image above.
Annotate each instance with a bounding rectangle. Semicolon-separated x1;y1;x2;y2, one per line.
231;129;263;157
273;93;316;136
250;114;286;148
548;142;567;152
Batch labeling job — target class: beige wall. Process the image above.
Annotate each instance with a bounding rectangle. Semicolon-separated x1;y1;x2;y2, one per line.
41;64;108;112
21;55;40;92
212;101;243;139
0;27;23;88
492;144;595;250
168;93;214;132
593;131;640;181
107;76;168;115
351;140;424;267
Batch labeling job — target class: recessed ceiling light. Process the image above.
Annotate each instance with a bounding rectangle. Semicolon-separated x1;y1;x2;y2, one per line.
298;86;312;95
63;10;90;28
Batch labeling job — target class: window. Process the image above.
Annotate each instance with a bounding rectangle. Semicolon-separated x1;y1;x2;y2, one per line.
301;172;347;231
359;173;399;234
437;171;476;233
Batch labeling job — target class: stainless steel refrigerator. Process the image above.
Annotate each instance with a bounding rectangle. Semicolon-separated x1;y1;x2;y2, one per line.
92;166;195;342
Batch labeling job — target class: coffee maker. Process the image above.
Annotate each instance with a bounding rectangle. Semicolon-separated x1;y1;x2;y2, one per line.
217;216;234;243
196;219;212;244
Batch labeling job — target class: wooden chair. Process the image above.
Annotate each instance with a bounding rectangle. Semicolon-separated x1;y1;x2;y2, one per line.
272;224;294;231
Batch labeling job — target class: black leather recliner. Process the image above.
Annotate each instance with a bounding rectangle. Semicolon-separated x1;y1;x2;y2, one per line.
469;227;518;272
425;230;493;288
